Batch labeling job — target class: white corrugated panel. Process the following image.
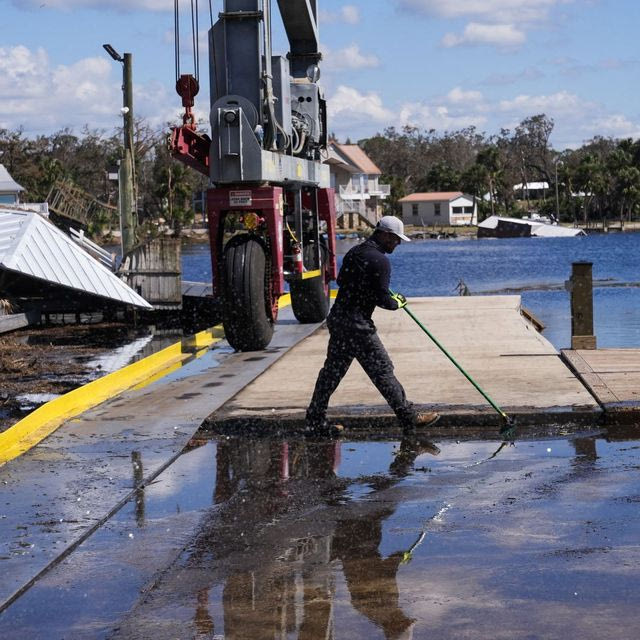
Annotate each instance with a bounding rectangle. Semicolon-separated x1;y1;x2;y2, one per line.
532;224;586;237
477;216;530;230
0;210;25;259
0;209;152;308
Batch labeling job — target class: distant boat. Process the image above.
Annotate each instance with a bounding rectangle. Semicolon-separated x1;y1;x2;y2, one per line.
477;216;586;238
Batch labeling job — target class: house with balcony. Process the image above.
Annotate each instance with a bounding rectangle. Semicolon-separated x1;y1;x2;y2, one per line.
324;141;390;228
399;192;477;227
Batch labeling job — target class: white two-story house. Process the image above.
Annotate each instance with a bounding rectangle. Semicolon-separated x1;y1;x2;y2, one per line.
324;141;390;229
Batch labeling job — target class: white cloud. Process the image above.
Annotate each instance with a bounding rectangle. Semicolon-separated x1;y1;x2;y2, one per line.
341;5;360;24
326;82;640;150
446;87;485;105
327;85;394;137
499;90;588;116
398;0;572;50
322;44;380;71
397;0;568;24
0;45;182;133
395;86;489;132
12;0;171;10
586;114;640;139
442;22;526;48
494;90;640;148
320;5;361;24
482;66;544;86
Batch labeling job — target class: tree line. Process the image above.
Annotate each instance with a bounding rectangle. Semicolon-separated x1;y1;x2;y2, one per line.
362;114;640;224
0;122;207;237
2;113;639;239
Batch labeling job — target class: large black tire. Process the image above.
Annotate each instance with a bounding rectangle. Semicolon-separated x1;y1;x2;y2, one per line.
290;243;330;323
222;235;274;351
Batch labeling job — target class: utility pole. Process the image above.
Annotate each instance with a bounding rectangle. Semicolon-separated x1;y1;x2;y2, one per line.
554;159;563;222
104;44;137;255
121;52;136;255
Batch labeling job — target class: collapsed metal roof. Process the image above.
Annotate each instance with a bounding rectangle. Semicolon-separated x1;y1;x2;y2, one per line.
0;208;152;309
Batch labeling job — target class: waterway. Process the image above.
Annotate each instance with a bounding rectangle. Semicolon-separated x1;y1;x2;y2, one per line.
182;232;640;350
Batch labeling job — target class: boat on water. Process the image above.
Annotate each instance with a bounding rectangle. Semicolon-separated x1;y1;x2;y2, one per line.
477;215;586;238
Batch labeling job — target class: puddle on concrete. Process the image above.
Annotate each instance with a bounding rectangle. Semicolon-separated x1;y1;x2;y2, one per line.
2;433;640;639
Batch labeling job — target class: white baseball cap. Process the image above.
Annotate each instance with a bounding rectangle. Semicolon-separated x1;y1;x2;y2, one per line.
376;216;411;242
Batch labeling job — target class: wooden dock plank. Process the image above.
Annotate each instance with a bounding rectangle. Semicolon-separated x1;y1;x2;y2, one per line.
562;348;640;406
211;296;599;427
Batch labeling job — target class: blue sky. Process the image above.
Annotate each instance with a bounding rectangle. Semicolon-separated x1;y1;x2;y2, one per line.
1;0;639;149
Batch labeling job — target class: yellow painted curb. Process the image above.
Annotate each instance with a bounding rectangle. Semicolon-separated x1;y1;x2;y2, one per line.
0;290;313;466
0;325;223;466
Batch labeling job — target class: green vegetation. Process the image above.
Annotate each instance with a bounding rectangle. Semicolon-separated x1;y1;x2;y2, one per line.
362;114;640;225
0;121;207;239
3;113;640;239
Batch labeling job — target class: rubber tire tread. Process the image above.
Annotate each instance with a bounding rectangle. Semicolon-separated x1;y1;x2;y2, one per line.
222;235;274;351
290;275;330;323
290;241;330;323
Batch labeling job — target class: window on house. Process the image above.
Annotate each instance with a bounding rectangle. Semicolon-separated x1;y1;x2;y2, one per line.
434;203;441;216
0;194;17;204
362;175;369;193
412;204;419;217
464;206;474;214
452;206;463;214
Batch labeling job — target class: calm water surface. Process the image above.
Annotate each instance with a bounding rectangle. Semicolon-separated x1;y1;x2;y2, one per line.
182;233;640;350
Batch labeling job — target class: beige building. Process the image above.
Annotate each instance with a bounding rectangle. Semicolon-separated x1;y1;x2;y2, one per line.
399;192;477;227
324;142;390;228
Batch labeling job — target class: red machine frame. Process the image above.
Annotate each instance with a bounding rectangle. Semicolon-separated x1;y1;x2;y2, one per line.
206;185;338;321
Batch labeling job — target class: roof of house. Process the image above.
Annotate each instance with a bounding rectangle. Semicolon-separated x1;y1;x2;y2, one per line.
398;192;466;203
327;142;381;175
0;164;25;193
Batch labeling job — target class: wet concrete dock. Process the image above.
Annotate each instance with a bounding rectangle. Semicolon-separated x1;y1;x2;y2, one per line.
0;304;319;611
208;296;600;432
2;294;640;637
1;433;639;639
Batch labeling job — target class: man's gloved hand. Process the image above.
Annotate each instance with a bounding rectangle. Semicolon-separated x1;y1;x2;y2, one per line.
391;292;407;309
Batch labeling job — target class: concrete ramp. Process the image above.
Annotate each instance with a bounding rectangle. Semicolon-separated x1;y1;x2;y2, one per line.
208;296;600;431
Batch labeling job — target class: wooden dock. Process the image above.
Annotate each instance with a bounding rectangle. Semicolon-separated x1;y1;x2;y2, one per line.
207;296;601;433
562;349;640;421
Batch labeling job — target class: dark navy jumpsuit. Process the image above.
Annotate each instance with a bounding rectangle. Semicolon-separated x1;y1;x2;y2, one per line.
306;236;417;429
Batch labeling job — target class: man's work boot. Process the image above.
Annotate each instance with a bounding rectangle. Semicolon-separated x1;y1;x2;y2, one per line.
414;411;440;427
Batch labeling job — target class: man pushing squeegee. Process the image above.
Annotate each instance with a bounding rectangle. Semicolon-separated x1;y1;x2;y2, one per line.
305;216;515;439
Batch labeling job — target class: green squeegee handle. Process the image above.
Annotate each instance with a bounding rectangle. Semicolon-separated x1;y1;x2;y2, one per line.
391;291;512;426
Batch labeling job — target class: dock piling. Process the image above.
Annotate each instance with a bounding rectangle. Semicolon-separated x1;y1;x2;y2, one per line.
569;261;597;349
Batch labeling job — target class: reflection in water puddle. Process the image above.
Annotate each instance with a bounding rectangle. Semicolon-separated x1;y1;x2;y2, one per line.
3;433;640;640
